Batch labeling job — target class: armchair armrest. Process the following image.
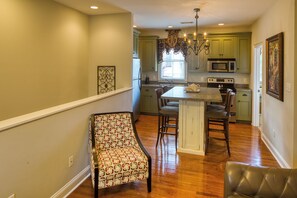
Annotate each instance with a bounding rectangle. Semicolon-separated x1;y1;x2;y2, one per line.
91;148;98;169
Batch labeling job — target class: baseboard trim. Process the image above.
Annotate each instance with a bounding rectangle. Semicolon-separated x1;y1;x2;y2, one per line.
261;133;290;168
51;165;90;198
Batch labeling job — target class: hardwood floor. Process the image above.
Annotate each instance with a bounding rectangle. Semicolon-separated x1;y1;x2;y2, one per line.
69;115;279;198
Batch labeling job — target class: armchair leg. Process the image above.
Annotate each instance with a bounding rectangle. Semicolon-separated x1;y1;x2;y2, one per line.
94;168;99;198
147;156;152;193
147;177;151;192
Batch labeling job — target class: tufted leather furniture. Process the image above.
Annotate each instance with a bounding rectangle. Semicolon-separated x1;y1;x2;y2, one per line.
89;112;151;197
224;161;297;198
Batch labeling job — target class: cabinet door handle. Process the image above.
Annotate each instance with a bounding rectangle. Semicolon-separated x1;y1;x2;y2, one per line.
238;100;241;102
242;94;248;96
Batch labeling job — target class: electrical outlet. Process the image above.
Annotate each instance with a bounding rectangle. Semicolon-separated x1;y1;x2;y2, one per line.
8;194;15;198
68;155;74;167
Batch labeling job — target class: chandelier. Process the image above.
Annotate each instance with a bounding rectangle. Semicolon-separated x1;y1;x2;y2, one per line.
183;8;210;56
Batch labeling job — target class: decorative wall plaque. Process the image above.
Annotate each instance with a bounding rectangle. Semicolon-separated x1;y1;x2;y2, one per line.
97;66;116;94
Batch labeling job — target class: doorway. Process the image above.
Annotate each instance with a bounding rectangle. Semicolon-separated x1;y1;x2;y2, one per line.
253;44;263;131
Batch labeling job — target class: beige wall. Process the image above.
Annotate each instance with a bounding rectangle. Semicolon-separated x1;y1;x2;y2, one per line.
88;13;133;95
140;26;251;38
0;89;132;197
293;2;297;167
251;0;296;167
0;0;89;121
0;0;135;196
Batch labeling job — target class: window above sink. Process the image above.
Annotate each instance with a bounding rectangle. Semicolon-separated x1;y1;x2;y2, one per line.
158;50;187;83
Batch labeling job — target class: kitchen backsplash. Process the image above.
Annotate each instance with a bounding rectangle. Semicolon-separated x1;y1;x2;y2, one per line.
142;71;250;85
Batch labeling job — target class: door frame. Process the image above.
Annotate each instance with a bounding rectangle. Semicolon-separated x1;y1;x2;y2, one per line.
252;43;263;130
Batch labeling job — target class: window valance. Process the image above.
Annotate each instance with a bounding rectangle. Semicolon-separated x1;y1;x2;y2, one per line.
157;29;187;63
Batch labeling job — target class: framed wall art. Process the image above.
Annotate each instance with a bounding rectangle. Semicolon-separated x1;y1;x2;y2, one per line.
97;66;116;94
266;32;284;101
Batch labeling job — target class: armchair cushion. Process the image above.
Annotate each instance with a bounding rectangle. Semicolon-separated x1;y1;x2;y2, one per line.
98;147;149;188
224;161;297;198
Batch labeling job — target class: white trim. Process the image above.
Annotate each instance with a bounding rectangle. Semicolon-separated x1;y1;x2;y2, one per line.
261;133;290;168
252;43;263;131
51;166;90;198
0;88;132;132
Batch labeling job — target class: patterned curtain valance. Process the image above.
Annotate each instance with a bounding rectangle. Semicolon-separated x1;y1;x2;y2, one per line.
157;29;188;63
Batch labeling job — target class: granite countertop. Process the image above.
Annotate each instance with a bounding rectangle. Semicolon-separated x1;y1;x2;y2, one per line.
161;86;222;102
142;82;207;88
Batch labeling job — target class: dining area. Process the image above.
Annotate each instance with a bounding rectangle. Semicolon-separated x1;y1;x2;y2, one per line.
155;84;236;157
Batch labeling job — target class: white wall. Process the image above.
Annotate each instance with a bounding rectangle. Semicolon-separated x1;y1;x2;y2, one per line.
251;0;295;167
88;13;133;95
0;88;132;197
0;0;89;121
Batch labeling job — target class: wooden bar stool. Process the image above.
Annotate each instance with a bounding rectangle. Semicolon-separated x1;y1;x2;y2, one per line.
205;92;235;156
155;88;179;149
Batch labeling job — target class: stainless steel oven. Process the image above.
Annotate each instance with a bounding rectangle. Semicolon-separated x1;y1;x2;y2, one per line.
207;58;236;73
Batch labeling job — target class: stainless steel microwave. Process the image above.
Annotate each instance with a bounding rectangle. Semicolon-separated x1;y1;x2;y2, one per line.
207;58;236;73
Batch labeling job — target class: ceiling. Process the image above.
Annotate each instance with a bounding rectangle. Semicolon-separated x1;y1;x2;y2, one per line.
54;0;277;29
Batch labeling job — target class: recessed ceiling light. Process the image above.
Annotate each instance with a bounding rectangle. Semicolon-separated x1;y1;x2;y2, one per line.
218;23;225;26
90;5;98;9
133;25;137;28
168;25;173;28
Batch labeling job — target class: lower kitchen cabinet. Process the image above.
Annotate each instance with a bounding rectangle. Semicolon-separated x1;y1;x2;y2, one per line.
140;86;158;114
236;89;252;122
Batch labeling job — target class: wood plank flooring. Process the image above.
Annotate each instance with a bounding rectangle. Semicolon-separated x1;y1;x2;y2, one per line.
68;115;279;198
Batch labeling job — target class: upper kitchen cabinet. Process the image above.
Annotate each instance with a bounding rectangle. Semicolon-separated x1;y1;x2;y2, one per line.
187;51;208;72
139;36;158;72
208;36;236;58
235;33;251;73
133;29;140;58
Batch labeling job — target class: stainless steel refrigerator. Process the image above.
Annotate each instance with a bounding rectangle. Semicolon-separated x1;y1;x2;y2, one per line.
132;58;142;121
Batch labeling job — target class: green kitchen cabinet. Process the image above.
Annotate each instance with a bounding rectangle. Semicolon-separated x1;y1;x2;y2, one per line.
133;29;140;58
139;36;158;72
236;34;251;73
187;50;208;72
236;89;252;121
140;86;158;114
208;36;236;58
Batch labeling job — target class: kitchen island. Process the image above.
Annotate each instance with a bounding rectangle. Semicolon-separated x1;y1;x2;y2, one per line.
162;86;222;155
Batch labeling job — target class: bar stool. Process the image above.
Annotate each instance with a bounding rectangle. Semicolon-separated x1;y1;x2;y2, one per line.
162;86;179;107
155;88;179;149
205;92;235;156
207;88;232;111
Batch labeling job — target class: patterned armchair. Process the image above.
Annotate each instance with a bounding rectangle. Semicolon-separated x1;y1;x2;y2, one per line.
88;112;151;197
